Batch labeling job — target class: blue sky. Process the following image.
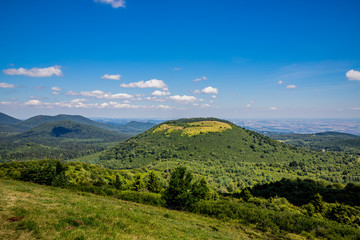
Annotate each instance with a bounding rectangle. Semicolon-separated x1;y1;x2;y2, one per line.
0;0;359;119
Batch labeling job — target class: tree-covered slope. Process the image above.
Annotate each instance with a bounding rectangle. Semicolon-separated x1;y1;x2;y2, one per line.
16;114;114;131
99;118;360;191
0;121;130;161
0;112;22;125
268;131;360;153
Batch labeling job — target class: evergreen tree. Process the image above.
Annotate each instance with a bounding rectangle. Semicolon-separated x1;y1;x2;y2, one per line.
132;173;145;191
162;167;193;210
146;171;162;193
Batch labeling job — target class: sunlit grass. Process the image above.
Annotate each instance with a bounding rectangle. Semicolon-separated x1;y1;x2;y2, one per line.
152;121;232;137
0;179;273;240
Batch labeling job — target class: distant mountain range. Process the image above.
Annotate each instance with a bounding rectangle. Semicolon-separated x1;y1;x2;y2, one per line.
0;112;156;135
0;112;156;161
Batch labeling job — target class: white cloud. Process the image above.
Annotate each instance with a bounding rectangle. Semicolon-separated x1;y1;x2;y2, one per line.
269;107;278;111
151;90;171;96
52;92;59;95
193;86;219;94
352;107;360;110
346;69;360;81
156;105;173;110
173;67;181;71
246;104;252;108
211;95;217;99
201;86;218;94
0;82;17;88
66;90;133;100
145;96;167;102
209;100;215;103
286;85;297;89
169;95;197;103
193;76;207;82
25;100;42;106
249;100;255;103
201;104;211;108
3;66;63;77
278;80;283;85
121;79;168;90
95;0;125;8
101;74;121;80
51;87;62;91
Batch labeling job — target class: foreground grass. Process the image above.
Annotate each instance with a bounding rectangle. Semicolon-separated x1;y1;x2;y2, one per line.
0;180;274;240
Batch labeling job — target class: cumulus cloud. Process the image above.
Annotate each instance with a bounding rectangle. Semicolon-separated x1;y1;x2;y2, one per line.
169;95;197;103
151;90;171;96
0;82;17;88
101;74;121;80
278;80;283;84
121;79;168;90
269;107;278;111
193;86;219;94
193;76;207;82
346;70;360;81
211;95;217;99
51;87;62;91
25;100;42;106
286;85;297;89
66;90;133;100
201;86;218;94
94;0;125;8
3;66;63;77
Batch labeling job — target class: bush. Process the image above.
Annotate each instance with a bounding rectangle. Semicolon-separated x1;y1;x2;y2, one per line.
115;190;165;207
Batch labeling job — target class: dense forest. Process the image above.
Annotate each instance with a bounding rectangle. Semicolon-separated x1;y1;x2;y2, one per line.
267;132;360;154
99;118;360;192
1;159;360;239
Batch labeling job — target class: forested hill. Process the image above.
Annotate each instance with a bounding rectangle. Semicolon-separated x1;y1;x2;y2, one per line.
99;118;360;190
0;120;130;161
268;131;360;153
17;114;114;131
18;120;128;140
0;112;22;125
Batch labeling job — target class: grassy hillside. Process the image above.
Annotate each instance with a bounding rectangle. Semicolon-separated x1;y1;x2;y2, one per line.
99;118;360;191
0;121;130;162
268;132;360;153
0;179;272;240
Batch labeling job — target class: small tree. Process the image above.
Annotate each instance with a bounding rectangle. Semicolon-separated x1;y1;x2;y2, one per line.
240;188;252;202
146;171;162;193
132;173;145;191
311;193;325;214
163;167;211;210
162;167;193;210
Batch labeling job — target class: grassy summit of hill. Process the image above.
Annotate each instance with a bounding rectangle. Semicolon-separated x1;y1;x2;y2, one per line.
153;120;232;136
99;118;360;191
0;179;272;240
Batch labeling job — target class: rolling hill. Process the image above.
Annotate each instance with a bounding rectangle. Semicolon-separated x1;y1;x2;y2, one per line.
16;114;114;131
0;120;130;162
99;118;360;191
267;131;360;153
0;112;22;125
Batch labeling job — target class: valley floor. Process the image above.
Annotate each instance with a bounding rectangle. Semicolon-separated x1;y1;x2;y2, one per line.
0;180;280;240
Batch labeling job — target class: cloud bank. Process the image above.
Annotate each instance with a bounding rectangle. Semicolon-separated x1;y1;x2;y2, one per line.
95;0;126;8
3;66;63;77
101;74;121;80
